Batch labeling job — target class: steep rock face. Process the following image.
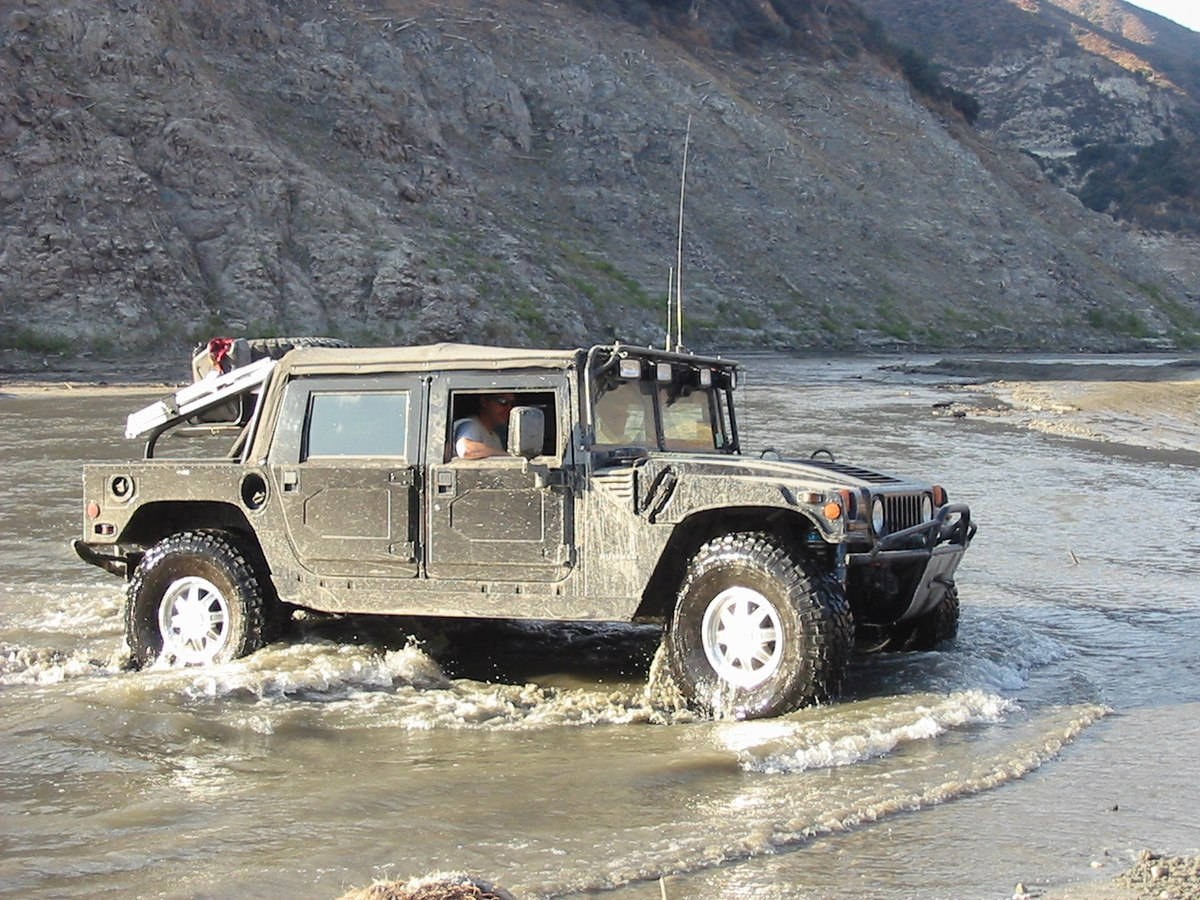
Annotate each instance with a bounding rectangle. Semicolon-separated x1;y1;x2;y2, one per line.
863;0;1200;229
0;0;1197;356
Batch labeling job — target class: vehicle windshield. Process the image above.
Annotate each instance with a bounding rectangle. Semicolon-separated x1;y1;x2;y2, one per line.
593;371;735;453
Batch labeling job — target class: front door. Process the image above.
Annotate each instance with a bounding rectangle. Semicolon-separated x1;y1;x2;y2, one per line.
270;374;423;578
425;375;573;582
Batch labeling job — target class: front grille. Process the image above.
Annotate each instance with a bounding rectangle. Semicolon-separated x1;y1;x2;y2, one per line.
885;493;925;533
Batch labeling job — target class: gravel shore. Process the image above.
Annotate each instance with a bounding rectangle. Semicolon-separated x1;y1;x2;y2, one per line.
1043;851;1200;900
933;377;1200;457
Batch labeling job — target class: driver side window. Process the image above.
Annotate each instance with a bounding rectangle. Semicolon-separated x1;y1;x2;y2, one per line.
446;390;559;461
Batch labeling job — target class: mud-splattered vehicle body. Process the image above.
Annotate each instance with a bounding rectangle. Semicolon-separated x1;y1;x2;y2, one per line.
75;340;974;718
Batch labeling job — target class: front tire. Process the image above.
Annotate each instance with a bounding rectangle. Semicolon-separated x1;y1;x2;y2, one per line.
903;584;960;651
666;532;853;719
126;531;267;668
864;583;960;653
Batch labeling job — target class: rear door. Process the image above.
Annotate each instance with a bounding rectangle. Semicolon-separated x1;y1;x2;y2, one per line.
269;374;424;578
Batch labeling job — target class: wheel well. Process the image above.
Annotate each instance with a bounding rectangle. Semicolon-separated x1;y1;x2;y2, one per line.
633;507;826;622
119;502;268;577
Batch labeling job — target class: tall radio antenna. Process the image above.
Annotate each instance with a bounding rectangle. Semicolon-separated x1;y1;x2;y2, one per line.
665;266;674;351
674;114;692;353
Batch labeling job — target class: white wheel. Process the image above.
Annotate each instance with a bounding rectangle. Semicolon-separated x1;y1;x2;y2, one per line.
700;586;784;689
667;532;854;719
126;531;266;668
157;575;232;665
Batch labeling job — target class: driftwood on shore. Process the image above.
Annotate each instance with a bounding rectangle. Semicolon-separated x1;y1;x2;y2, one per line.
338;873;516;900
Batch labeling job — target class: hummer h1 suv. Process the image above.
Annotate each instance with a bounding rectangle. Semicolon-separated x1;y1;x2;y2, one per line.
75;339;974;719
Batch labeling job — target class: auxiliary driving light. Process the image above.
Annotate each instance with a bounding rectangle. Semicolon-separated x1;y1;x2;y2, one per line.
698;368;712;387
656;362;672;382
619;358;642;379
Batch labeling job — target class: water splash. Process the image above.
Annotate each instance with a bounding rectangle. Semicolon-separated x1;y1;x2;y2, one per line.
723;690;1017;774
517;702;1111;898
0;643;124;686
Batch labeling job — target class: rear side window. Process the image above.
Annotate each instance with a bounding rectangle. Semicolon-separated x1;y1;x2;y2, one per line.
305;391;409;459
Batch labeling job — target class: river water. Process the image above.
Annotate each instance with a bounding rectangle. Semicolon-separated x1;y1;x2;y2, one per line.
2;355;1198;899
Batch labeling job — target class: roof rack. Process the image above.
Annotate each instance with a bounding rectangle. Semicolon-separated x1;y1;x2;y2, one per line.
125;356;277;440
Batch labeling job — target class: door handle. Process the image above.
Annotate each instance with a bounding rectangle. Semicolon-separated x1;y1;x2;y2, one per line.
435;469;455;495
281;470;299;492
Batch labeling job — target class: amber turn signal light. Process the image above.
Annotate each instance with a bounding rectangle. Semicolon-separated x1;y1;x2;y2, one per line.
823;500;842;520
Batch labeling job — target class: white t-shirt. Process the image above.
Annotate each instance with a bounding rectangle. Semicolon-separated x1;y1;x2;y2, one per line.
453;417;504;457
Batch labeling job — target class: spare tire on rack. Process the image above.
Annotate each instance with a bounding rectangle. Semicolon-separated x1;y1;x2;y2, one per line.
244;336;351;361
191;335;351;382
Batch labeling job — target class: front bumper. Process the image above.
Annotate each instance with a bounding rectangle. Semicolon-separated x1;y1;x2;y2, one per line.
73;539;138;579
845;503;975;621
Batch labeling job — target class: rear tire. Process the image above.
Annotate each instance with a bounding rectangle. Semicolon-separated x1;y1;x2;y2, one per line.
126;531;267;668
666;532;853;719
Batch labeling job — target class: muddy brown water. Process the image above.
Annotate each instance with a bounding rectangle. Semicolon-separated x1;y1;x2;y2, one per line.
2;355;1198;899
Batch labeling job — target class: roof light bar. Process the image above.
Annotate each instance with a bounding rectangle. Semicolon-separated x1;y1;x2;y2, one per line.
618;358;642;379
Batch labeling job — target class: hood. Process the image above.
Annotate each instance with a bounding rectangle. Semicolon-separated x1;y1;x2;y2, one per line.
627;452;923;490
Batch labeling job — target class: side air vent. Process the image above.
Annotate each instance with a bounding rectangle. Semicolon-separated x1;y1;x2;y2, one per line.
803;459;900;484
592;469;636;506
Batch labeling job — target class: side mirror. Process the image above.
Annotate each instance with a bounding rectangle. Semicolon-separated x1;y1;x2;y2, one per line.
507;406;544;459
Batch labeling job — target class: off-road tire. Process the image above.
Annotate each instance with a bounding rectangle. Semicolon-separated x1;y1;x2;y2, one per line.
125;530;266;668
905;583;959;651
245;336;349;360
666;532;854;719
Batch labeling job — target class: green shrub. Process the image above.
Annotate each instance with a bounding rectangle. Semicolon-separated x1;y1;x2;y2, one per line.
1076;138;1200;233
4;328;74;354
869;39;982;125
511;294;548;330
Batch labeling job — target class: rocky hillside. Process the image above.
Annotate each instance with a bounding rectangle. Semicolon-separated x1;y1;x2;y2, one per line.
1;0;1198;361
863;0;1200;234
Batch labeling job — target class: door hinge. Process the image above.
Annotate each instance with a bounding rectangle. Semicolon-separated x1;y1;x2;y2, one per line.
389;541;416;561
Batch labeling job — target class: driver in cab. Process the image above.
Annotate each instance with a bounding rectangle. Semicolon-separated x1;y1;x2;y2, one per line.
453;393;515;459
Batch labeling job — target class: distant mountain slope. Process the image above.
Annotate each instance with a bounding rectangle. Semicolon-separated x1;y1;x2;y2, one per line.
1;0;1197;357
861;0;1200;233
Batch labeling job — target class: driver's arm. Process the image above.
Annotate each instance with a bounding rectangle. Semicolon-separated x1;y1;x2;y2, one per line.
453;418;507;459
456;436;507;459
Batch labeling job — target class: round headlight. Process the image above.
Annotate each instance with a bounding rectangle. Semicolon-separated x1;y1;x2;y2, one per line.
921;494;934;521
871;497;886;535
